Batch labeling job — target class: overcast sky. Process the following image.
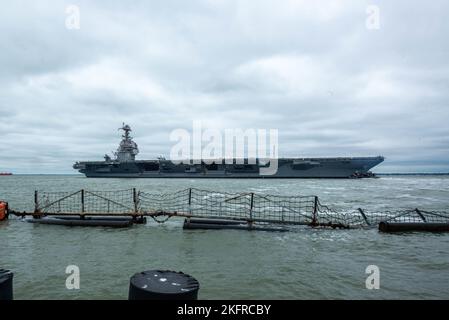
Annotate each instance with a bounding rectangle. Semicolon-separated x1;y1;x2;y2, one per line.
1;0;448;173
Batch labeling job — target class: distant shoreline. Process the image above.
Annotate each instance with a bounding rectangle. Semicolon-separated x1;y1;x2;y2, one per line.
2;173;449;176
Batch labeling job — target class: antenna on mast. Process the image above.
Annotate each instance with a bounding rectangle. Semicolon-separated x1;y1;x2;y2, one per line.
114;123;139;162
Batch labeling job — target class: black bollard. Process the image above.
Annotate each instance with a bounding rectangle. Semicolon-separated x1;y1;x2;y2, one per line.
128;270;199;300
0;269;13;300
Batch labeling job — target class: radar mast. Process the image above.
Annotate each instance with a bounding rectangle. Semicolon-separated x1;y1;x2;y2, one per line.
113;123;139;162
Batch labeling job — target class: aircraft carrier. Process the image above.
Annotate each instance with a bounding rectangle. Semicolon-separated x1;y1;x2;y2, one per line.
73;124;384;178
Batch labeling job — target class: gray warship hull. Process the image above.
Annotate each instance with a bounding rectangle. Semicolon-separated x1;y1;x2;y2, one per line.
74;157;384;178
73;124;384;178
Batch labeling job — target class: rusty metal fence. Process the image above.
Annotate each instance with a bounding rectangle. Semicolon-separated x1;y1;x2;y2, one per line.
31;188;449;228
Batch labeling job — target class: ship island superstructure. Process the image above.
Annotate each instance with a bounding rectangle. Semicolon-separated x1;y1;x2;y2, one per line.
73;124;384;178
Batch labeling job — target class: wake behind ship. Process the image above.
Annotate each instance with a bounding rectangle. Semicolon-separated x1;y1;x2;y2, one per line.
73;124;384;178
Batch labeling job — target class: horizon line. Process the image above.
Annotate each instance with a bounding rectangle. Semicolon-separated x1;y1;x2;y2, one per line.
2;172;449;176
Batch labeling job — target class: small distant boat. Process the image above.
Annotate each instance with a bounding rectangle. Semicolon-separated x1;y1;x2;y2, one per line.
0;173;13;176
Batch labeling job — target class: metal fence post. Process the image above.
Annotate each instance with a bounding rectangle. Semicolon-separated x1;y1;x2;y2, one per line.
312;196;318;226
415;208;426;222
249;193;254;225
34;190;38;213
81;189;85;215
358;208;371;226
133;188;138;214
188;188;192;216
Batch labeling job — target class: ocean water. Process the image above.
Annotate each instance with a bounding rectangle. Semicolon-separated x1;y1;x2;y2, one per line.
1;175;449;299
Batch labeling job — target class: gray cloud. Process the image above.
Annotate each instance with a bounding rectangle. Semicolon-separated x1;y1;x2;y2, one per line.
1;0;449;173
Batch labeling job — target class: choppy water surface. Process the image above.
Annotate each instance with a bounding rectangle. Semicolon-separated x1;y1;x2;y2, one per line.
1;175;449;299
